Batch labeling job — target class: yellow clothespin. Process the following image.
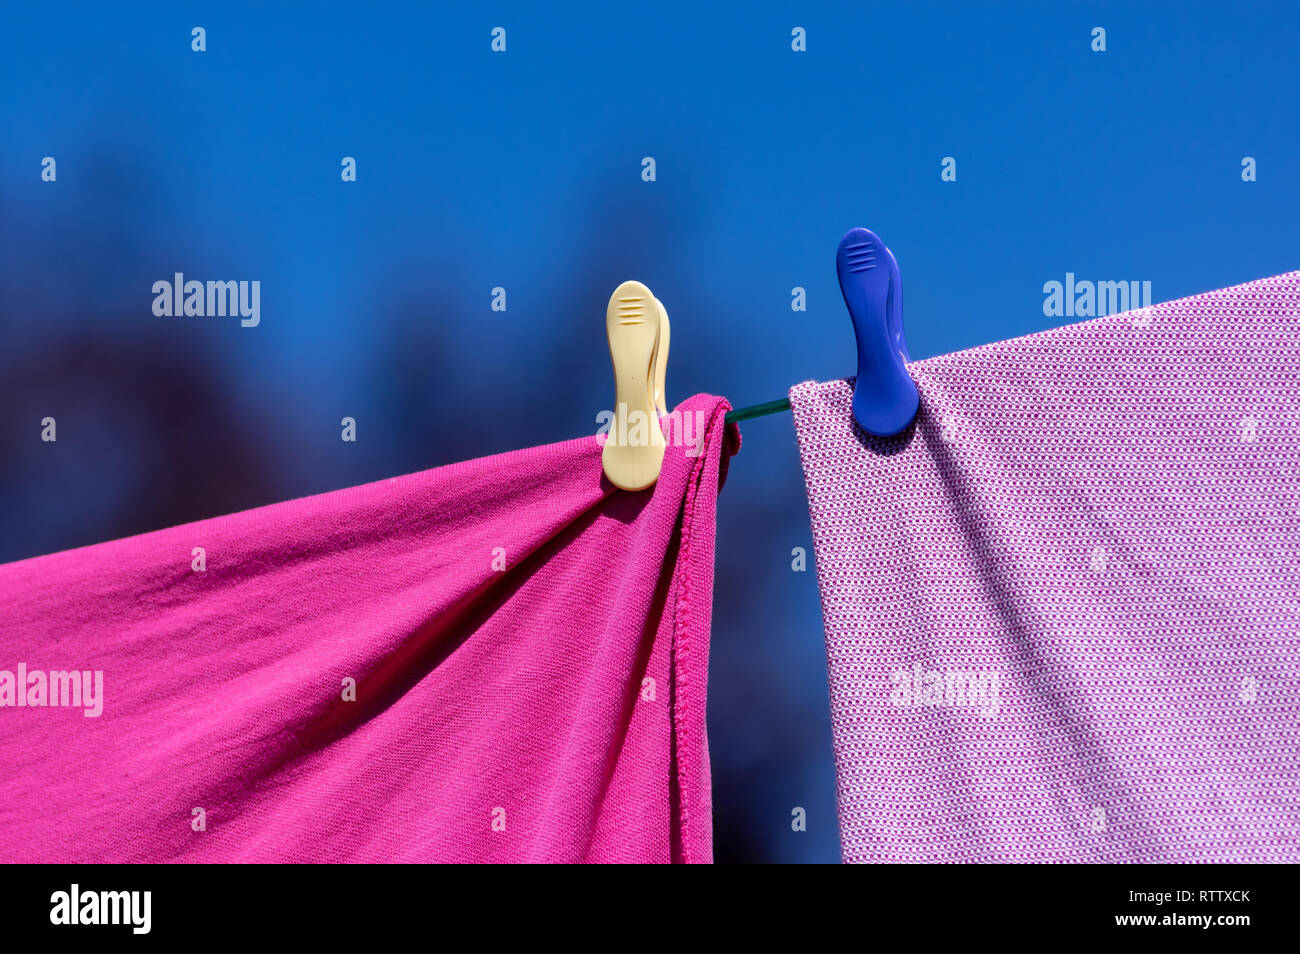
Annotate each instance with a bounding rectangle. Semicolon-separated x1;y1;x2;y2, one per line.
602;281;670;491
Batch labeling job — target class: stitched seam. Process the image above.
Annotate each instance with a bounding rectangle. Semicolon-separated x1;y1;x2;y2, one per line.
670;400;730;865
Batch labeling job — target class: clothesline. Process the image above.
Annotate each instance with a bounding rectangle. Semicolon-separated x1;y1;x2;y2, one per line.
724;397;791;424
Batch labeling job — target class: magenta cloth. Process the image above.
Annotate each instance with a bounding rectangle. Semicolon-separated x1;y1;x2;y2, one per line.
0;394;738;863
791;273;1300;863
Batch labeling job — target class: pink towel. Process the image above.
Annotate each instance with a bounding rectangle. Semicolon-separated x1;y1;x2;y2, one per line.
0;394;738;863
791;273;1300;863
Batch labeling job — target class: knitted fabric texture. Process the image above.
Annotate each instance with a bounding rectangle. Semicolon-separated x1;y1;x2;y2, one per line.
790;273;1300;863
0;394;739;863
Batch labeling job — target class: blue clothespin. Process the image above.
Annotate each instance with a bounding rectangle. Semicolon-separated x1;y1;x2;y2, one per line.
836;227;919;436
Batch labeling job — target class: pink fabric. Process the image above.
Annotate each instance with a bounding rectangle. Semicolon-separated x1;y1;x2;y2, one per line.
0;394;738;863
790;273;1300;863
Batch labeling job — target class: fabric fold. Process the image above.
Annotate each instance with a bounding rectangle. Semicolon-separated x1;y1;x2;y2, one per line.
0;393;738;864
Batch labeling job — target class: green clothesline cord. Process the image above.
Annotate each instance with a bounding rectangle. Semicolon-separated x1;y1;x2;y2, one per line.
724;397;791;424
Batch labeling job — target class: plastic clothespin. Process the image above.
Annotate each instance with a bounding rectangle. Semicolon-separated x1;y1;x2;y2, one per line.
602;281;670;491
836;227;919;436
